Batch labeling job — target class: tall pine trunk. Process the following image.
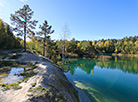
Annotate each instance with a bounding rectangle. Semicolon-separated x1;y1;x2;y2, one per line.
24;10;27;52
43;33;46;56
24;21;26;52
43;43;45;56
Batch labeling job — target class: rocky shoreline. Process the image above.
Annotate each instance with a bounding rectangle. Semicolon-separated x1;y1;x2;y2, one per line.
112;53;138;57
0;51;79;102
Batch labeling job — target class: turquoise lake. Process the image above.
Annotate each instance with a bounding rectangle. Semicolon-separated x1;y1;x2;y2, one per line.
64;57;138;102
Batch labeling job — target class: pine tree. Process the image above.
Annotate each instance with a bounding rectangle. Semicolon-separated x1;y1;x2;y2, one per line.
37;20;54;56
10;5;38;51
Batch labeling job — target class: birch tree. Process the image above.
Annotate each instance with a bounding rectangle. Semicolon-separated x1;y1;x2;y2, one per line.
60;24;70;67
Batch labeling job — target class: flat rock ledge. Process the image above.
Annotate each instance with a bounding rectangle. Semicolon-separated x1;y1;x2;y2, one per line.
0;52;79;102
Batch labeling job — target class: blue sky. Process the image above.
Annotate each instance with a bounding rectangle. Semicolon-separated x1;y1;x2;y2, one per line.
0;0;138;41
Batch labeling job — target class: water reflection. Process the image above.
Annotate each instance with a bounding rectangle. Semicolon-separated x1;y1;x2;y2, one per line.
68;56;138;75
0;67;25;84
65;57;138;102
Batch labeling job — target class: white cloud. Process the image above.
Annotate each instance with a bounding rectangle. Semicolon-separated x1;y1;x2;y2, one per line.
20;0;27;3
0;2;4;6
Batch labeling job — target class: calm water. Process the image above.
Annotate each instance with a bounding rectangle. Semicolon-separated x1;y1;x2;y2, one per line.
0;67;25;84
65;57;138;102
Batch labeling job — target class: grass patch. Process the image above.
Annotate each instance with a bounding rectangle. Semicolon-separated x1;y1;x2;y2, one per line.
27;83;67;102
20;71;37;83
0;70;37;91
28;85;48;97
31;82;36;87
0;61;29;68
27;85;66;102
0;62;38;91
20;71;37;77
0;61;19;68
23;65;38;72
30;65;37;69
0;83;22;91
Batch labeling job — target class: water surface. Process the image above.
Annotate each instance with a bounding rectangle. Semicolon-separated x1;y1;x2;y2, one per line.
65;57;138;102
0;67;25;84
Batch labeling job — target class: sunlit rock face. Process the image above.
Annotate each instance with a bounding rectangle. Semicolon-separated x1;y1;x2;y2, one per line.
24;61;79;102
39;62;79;102
0;52;80;102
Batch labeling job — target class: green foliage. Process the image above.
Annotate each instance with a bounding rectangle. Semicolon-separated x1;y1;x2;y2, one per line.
68;57;138;75
66;38;77;53
37;20;54;56
26;34;138;68
0;19;22;50
27;84;67;102
0;61;19;68
0;82;22;91
26;39;43;55
31;82;36;87
20;71;37;78
10;4;38;37
114;36;138;54
28;85;48;97
1;4;138;60
10;4;38;51
0;61;37;91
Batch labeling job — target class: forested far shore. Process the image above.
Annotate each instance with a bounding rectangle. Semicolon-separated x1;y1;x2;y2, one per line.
1;18;138;58
26;35;138;58
1;18;138;61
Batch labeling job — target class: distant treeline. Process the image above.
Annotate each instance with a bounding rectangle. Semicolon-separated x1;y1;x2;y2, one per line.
26;36;138;59
0;19;22;50
1;19;138;57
